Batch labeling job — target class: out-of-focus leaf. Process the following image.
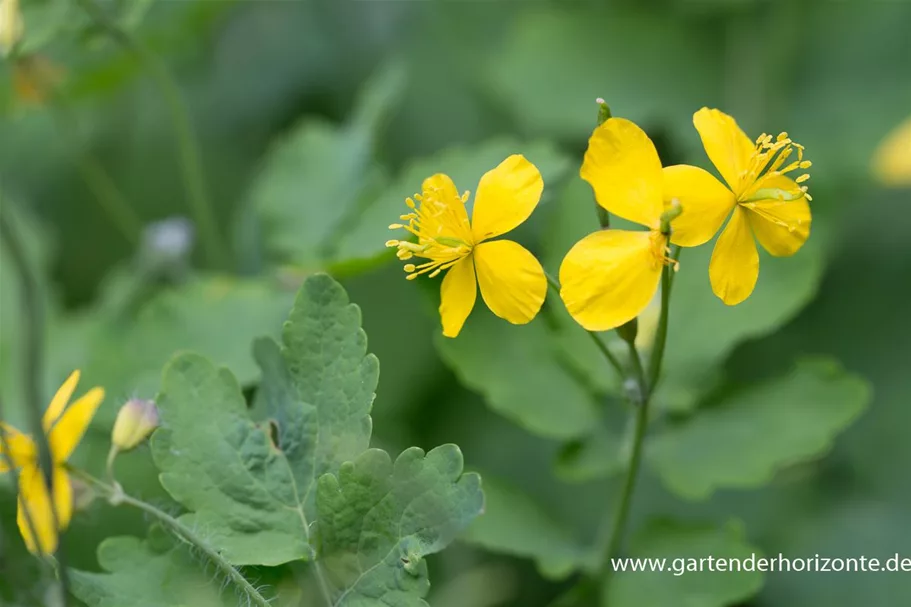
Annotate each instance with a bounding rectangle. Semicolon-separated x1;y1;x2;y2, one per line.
78;273;294;426
69;535;232;607
484;6;722;142
648;359;871;500
244;61;405;270
151;275;377;566
461;475;595;580
554;419;625;484
435;306;599;440
316;445;483;605
334;138;570;267
761;501;911;606
17;0;70;55
606;519;764;607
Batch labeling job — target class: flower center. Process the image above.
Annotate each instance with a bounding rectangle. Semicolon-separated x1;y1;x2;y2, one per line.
386;186;474;280
736;132;813;203
648;231;678;271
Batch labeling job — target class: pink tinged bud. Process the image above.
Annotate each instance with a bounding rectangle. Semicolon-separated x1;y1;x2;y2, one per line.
111;398;159;451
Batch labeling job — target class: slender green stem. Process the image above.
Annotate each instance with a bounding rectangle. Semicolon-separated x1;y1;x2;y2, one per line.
73;470;271;607
647;246;680;390
0;204;71;605
545;272;625;379
50;103;144;246
74;0;229;268
624;340;648;403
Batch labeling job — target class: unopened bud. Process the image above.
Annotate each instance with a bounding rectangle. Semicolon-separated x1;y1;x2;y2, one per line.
0;0;23;57
111;398;159;452
595;98;612;126
659;198;683;235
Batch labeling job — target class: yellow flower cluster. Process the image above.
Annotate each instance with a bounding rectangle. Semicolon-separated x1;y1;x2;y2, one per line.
388;108;813;336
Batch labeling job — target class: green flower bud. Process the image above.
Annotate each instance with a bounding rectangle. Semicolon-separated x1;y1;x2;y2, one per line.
111;398;159;452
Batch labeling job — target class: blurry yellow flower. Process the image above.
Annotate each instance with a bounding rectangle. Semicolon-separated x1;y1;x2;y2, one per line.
667;108;813;305
872;116;911;187
0;370;104;555
111;398;158;452
0;0;23;56
387;155;547;337
560;118;680;332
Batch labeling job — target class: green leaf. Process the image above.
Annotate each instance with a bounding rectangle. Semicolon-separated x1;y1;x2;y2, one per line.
647;359;871;500
435;306;599;440
151;274;377;566
70;536;232;607
484;6;722;141
244;62;405;270
334;138;570;267
461;475;595;580
606;519;764;607
316;445;483;606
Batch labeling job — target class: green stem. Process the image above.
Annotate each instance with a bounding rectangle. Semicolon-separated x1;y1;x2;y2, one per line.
0;203;71;605
74;0;229;268
50;103;144;246
647;246;680;390
545;272;625;380
599;256;678;603
73;470;271;607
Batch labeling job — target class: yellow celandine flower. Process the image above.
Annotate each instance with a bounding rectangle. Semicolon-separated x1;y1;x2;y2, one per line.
560;117;686;332
0;370;104;554
871;116;911;187
665;108;813;305
387;155;547;337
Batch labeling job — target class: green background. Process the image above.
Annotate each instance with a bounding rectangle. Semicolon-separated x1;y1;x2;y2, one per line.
1;0;909;605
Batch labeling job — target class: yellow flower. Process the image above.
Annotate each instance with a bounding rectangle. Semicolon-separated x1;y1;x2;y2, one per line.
387;155;547;337
560;117;681;332
871;116;911;187
0;370;104;555
666;108;813;305
0;0;23;56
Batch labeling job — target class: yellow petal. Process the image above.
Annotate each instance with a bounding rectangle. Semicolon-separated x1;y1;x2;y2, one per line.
580;118;665;229
439;255;477;338
420;173;472;241
16;464;72;555
663;164;737;247
871;115;911;187
559;230;663;332
473;240;547;325
709;207;759;305
0;423;36;471
693;108;755;193
742;175;811;257
48;386;104;464
470;155;543;243
42;370;80;431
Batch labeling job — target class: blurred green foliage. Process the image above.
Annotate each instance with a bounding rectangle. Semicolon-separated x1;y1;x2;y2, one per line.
1;0;910;605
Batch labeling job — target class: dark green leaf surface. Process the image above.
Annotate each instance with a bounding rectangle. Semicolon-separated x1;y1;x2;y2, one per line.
606;519;764;607
648;359;871;500
316;446;483;606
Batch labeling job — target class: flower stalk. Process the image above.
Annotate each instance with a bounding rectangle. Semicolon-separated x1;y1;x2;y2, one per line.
74;0;229;269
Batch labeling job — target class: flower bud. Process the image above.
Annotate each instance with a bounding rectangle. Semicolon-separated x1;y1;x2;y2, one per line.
111;398;159;452
0;0;23;57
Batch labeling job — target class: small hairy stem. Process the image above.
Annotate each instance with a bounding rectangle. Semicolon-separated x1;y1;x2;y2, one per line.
0;204;71;605
544;272;625;380
74;0;229;269
74;471;271;607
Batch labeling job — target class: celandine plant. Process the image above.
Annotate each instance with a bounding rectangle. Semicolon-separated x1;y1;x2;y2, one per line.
387;100;823;606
